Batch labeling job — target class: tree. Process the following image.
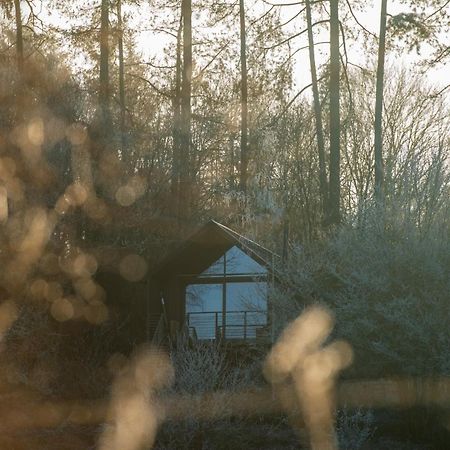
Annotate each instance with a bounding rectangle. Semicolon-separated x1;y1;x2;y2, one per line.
374;0;387;207
117;0;127;154
179;0;193;222
171;15;183;213
305;0;327;219
13;0;24;73
0;1;25;73
99;0;111;134
239;0;249;196
328;0;341;225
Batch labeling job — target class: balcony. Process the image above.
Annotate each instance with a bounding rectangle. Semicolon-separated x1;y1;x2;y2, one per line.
186;310;268;342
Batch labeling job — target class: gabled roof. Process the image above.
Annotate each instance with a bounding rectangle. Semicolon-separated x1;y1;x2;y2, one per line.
210;221;278;268
152;220;278;281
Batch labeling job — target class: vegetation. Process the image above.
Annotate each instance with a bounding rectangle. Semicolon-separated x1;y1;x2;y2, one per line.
0;0;449;448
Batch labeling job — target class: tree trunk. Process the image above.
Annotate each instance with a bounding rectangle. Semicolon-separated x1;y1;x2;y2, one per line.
117;0;126;155
374;0;387;207
70;135;94;194
305;0;327;219
179;0;192;220
328;0;341;225
171;16;183;204
239;0;249;196
99;0;111;134
14;0;23;73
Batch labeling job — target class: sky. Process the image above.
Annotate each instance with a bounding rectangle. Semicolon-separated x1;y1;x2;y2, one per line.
349;1;449;87
19;0;449;94
129;0;449;95
277;0;449;91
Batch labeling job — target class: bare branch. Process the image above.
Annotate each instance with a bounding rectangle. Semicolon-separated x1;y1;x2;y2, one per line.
269;76;326;126
125;61;176;70
345;0;377;39
296;40;330;52
249;5;275;27
261;0;303;7
127;73;172;98
195;40;231;80
426;0;450;21
263;19;329;50
428;83;450;99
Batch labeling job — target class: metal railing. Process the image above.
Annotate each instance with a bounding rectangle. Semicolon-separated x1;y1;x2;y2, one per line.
186;310;267;341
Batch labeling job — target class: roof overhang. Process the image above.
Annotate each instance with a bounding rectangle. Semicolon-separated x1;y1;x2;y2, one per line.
152;220;279;281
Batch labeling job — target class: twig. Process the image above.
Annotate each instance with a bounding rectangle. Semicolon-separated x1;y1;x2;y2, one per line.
345;0;377;39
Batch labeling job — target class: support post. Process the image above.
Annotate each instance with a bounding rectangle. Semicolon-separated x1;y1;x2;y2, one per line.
222;255;227;341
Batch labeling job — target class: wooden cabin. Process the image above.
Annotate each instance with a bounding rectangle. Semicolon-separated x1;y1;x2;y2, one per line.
96;220;277;350
147;220;277;344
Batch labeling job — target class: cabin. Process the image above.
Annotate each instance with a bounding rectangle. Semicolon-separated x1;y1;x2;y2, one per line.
96;220;278;350
147;220;278;345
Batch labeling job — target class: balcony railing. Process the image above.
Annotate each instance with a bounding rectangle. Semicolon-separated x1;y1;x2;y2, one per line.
186;310;267;341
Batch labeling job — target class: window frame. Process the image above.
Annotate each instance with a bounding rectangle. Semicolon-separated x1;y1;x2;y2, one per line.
182;246;269;340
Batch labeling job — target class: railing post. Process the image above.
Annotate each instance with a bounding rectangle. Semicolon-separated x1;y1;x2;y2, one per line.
222;254;227;341
244;311;247;340
215;312;219;340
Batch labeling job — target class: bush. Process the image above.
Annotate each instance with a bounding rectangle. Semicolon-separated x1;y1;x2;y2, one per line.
171;339;247;394
155;338;264;449
337;408;375;450
273;211;450;378
3;304;114;398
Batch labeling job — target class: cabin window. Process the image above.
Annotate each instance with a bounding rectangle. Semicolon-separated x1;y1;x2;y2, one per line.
185;246;268;340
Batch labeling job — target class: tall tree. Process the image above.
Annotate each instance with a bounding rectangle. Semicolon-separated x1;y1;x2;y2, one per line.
99;0;111;133
179;0;192;220
239;0;249;196
117;0;127;154
328;0;341;225
171;16;183;206
305;0;327;219
13;0;24;73
374;0;388;207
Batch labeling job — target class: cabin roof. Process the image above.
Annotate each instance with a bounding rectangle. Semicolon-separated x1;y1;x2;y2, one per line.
152;220;278;280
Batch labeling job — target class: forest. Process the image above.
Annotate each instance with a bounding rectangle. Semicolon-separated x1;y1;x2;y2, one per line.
0;0;449;448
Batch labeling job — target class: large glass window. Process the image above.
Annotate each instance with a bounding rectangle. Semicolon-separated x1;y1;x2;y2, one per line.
185;246;268;340
201;246;267;276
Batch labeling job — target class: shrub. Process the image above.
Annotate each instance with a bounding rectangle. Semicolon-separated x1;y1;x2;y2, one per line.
337;408;375;450
155;338;262;449
272;210;450;378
